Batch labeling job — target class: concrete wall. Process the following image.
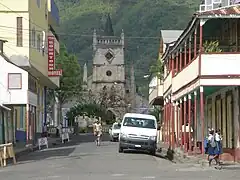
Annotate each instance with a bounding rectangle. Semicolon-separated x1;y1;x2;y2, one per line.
0;56;28;105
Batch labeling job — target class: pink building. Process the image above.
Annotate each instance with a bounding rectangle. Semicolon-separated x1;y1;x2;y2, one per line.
161;5;240;162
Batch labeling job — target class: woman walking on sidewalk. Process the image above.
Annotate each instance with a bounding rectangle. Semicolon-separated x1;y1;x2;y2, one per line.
214;129;223;164
207;129;223;167
207;129;216;162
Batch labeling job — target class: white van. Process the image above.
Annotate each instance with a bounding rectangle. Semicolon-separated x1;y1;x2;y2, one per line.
118;113;159;155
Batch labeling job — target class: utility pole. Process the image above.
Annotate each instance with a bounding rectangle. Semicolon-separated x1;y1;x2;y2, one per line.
130;62;136;112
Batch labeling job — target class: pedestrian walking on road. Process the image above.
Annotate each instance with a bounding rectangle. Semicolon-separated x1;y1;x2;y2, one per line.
93;118;102;146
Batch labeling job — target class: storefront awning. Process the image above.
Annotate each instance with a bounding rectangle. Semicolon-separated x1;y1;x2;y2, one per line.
0;104;11;111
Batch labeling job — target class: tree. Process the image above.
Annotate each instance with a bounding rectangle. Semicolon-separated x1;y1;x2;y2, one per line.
66;103;108;125
48;44;82;111
149;58;164;80
149;106;162;124
98;85;126;109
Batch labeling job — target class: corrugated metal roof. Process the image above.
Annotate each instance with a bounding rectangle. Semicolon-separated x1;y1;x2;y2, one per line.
160;30;183;44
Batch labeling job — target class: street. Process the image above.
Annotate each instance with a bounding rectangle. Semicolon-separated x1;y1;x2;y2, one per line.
1;134;240;180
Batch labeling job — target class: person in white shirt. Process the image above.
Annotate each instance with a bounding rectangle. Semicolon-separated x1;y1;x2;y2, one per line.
214;129;222;164
93;119;102;145
207;129;216;161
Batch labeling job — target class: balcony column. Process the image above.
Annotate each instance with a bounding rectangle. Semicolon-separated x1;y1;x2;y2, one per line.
188;94;192;153
175;101;179;147
171;55;175;76
169;58;171;72
171;100;175;149
179;99;183;150
166;98;169;144
168;96;172;147
199;20;206;75
188;35;192;63
183;96;187;152
163;100;166;143
179;48;182;71
194;27;197;58
200;86;205;156
176;52;179;74
184;41;187;66
194;91;198;154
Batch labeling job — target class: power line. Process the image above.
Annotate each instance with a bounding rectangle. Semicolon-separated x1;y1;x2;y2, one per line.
4;43;149;76
0;24;160;39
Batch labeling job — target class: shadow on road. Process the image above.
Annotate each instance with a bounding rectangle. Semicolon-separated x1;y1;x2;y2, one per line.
123;149;173;162
16;133;111;165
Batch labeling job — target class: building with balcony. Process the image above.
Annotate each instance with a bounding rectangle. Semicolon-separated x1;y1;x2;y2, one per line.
0;0;61;144
162;4;240;162
149;76;163;106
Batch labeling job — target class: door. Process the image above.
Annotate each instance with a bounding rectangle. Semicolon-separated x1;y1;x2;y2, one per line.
216;96;222;132
226;92;234;149
0;109;5;144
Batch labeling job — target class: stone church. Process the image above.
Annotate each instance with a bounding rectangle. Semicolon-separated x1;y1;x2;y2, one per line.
82;15;128;119
82;14;149;119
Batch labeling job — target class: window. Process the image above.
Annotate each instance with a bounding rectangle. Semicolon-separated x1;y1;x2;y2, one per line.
32;28;36;47
106;70;112;76
28;74;37;93
113;124;121;129
16;17;23;47
123;117;156;129
8;73;22;89
45;2;48;20
37;34;41;52
37;0;40;8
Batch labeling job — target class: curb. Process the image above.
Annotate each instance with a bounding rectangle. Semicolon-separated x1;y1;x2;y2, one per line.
15;138;61;158
15;146;39;158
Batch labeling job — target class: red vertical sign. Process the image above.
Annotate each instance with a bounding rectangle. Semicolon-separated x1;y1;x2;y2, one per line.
48;36;55;71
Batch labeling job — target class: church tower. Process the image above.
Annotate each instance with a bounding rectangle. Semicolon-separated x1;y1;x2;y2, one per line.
92;14;126;118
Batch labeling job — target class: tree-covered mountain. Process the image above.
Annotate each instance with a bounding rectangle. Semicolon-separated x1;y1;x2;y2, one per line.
56;0;199;95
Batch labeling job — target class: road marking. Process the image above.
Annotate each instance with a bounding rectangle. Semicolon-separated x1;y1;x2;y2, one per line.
111;173;125;176
142;176;156;179
35;176;60;179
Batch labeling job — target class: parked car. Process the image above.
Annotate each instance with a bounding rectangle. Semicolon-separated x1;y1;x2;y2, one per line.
118;113;159;155
109;122;121;141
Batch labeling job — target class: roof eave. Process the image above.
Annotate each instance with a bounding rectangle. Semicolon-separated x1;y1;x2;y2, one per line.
162;15;198;62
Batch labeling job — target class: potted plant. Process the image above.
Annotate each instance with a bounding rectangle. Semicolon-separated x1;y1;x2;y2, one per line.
203;40;222;53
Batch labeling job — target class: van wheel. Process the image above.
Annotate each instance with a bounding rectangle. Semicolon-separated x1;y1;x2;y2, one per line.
118;145;123;153
149;149;156;156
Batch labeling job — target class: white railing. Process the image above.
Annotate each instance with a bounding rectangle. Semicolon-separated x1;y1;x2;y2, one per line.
201;53;240;75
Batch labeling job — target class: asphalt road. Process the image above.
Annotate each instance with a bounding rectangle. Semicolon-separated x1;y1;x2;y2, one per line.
1;134;240;180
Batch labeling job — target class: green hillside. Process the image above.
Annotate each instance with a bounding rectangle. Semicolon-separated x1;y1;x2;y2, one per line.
56;0;199;95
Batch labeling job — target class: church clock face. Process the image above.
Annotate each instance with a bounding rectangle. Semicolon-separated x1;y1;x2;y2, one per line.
104;49;115;64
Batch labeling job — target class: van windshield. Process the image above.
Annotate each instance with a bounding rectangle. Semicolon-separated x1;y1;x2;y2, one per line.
123;117;156;129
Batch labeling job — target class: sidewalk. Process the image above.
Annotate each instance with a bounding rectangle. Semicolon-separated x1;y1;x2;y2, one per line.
14;137;60;158
157;141;240;168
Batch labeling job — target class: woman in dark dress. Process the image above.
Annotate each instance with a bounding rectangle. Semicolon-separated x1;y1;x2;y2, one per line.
213;129;222;164
207;130;216;161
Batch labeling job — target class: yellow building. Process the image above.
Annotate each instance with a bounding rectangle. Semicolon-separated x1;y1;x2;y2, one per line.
0;0;60;144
